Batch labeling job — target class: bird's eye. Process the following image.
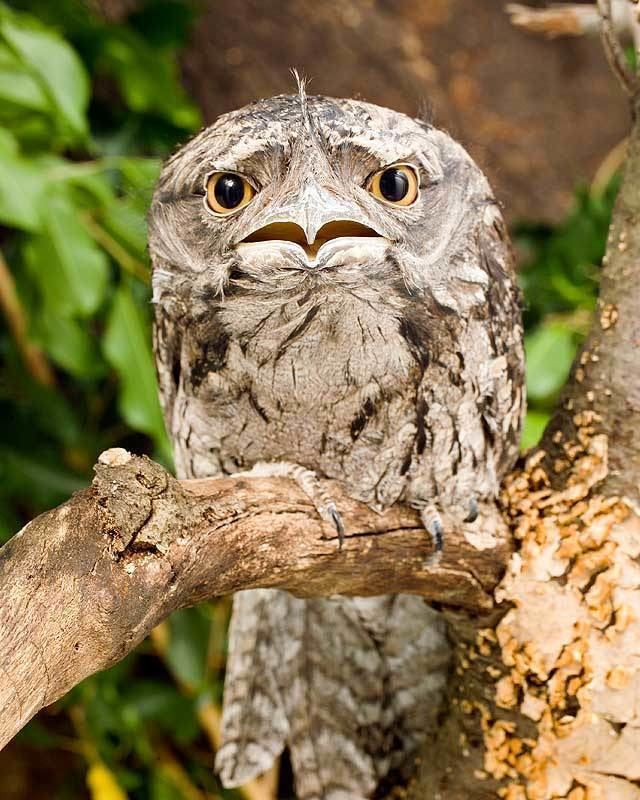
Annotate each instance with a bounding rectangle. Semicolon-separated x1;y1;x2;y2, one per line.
368;165;419;207
205;172;255;215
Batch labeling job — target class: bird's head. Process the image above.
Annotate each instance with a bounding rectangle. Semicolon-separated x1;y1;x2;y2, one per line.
149;88;499;316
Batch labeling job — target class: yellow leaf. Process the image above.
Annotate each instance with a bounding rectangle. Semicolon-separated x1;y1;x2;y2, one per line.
87;762;128;800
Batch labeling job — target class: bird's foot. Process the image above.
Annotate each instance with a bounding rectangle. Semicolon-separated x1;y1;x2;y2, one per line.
411;497;480;565
233;461;345;547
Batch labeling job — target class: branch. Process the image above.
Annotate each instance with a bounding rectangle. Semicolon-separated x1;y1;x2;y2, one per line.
506;1;637;44
0;248;55;387
598;0;640;95
506;3;604;38
0;448;509;751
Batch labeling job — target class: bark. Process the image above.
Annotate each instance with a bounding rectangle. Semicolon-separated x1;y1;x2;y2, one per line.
0;448;508;753
543;97;640;501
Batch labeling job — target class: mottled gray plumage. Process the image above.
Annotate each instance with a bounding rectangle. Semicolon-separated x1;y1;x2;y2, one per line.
149;92;525;799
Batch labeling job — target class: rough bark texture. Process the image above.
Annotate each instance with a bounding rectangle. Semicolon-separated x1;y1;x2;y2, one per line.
0;448;508;753
543;99;640;501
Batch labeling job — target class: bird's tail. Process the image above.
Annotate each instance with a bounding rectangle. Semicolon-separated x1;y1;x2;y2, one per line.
216;589;450;800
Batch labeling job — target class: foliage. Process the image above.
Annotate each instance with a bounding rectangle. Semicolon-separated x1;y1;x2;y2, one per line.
0;2;616;798
514;183;617;447
0;0;200;542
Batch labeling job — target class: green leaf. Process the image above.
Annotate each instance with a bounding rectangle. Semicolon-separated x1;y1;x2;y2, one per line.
165;608;211;691
0;148;44;230
0;446;86;497
122;681;198;744
62;166;118;209
521;410;550;450
0;8;89;142
0;125;16;154
102;283;170;457
150;773;184;800
98;28;199;130
23;188;109;317
117;156;162;195
0;42;49;114
33;310;105;379
101;198;149;258
0;369;83;449
525;323;577;403
129;1;196;49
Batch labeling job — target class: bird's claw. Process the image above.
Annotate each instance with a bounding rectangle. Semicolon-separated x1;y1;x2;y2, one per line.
428;516;444;553
464;497;479;524
232;461;345;548
325;501;345;549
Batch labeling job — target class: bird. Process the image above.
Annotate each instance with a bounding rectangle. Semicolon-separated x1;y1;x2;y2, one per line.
148;84;525;799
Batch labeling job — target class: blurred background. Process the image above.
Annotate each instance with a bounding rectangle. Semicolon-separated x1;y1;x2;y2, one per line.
0;0;629;797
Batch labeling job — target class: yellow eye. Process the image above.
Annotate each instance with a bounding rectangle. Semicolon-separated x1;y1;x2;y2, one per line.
368;164;419;206
205;172;255;215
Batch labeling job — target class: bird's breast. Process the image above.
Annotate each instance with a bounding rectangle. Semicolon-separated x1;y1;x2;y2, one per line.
174;291;424;506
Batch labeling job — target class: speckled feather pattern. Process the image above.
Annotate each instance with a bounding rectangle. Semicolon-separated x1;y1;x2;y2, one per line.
149;94;525;799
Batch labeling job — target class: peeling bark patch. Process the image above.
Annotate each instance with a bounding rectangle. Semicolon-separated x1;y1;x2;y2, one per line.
463;525;498;551
599;303;619;331
481;422;640;799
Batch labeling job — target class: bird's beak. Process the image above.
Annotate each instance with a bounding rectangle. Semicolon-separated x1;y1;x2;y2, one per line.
236;178;388;265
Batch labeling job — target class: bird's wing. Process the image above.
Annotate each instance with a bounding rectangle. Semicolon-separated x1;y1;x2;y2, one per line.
152;304;182;428
476;202;525;480
405;200;524;512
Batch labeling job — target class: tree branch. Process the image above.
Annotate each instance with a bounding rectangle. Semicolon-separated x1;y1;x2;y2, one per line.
597;0;640;95
0;249;55;387
0;448;509;752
